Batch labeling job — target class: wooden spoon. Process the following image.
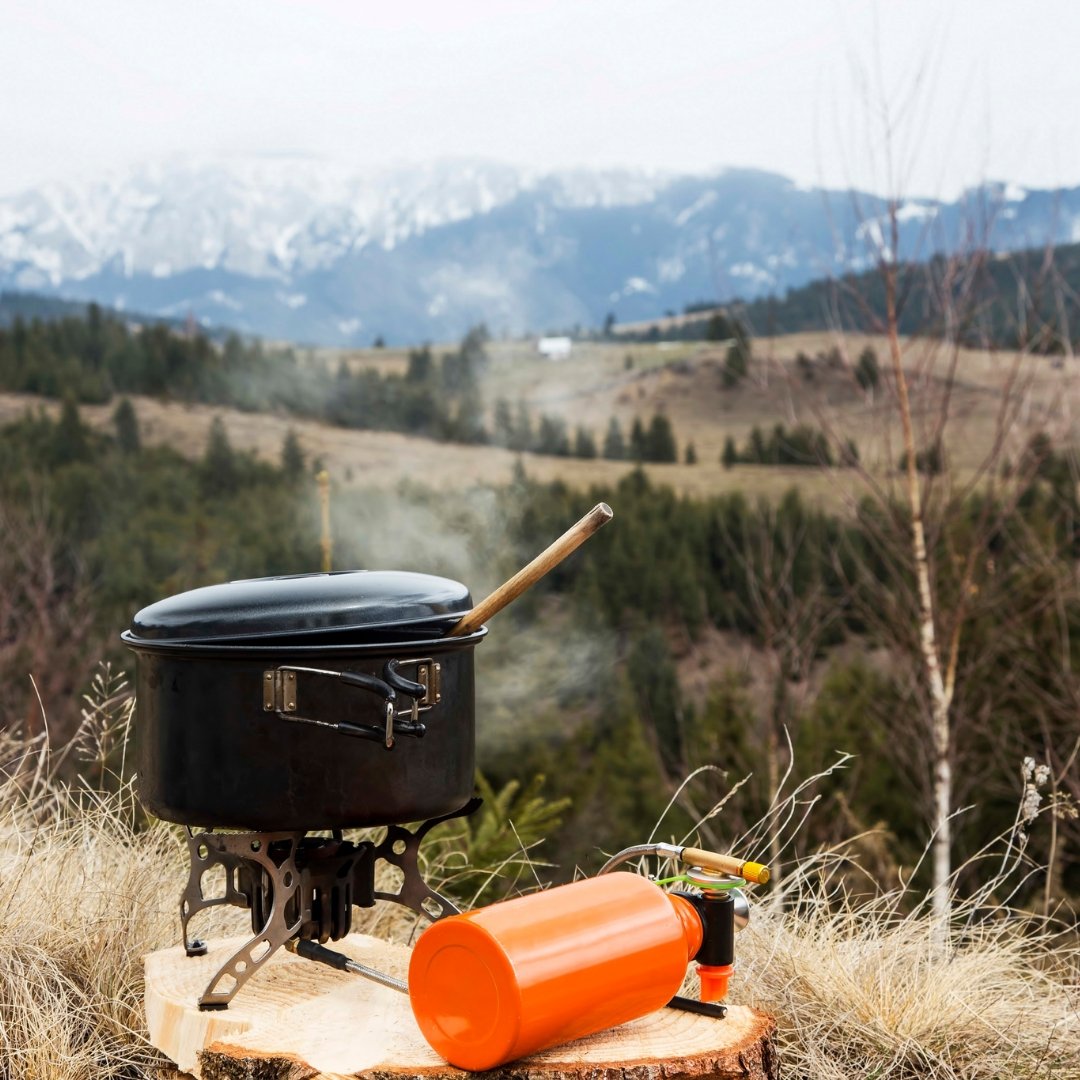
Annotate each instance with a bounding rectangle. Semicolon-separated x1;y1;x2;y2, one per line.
448;502;613;636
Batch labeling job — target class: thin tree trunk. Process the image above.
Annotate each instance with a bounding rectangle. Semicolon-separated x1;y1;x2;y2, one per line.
766;723;782;907
883;253;952;927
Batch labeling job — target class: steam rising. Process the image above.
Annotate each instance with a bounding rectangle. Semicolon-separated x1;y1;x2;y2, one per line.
475;615;615;758
331;485;507;594
329;481;616;760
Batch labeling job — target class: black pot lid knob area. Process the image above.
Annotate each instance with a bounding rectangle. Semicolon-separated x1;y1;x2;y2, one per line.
124;570;473;645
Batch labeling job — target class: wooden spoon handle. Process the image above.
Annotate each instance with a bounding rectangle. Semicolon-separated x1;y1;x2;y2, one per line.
448;503;613;636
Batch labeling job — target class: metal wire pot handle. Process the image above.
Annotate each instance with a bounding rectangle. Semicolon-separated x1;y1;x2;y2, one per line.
266;664;427;749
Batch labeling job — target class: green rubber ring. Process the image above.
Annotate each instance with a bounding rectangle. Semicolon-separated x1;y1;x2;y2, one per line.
653;874;746;890
692;875;745;891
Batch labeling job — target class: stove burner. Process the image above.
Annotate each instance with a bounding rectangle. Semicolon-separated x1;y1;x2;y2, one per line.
179;798;481;1009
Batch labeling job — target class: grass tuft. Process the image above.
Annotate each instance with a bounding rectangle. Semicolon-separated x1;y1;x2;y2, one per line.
678;760;1080;1080
0;693;182;1077
736;893;1080;1079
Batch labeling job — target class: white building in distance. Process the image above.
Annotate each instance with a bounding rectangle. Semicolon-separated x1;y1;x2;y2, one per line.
537;336;572;361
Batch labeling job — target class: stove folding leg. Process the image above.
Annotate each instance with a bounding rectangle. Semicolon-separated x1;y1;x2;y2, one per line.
175;799;483;1009
180;829;307;1010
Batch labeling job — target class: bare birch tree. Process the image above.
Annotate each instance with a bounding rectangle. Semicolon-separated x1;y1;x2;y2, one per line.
765;40;1080;921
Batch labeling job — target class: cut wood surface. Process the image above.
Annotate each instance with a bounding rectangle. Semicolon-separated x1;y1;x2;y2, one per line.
146;933;777;1080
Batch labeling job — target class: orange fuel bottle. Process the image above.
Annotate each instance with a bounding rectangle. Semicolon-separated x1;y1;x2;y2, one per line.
408;871;718;1072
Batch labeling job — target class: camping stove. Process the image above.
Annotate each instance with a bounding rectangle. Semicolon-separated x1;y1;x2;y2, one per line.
179;799;479;1009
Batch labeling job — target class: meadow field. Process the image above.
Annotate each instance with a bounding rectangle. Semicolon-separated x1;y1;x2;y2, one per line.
5;330;1074;506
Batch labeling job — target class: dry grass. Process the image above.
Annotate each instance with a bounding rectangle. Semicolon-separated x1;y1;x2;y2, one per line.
665;761;1080;1080
0;389;844;503
1;674;1077;1078
737;896;1080;1079
0;671;181;1079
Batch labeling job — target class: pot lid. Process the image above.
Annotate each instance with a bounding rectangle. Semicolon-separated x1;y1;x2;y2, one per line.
125;570;472;644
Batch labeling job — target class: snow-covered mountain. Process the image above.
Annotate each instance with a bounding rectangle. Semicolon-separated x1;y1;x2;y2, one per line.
1;156;1077;344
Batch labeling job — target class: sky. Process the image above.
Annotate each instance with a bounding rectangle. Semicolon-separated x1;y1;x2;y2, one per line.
1;0;1078;199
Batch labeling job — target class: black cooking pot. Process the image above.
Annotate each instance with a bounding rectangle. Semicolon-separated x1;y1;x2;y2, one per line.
122;570;486;831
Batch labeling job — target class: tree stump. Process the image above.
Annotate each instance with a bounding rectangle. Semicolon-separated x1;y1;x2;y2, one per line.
146;934;777;1080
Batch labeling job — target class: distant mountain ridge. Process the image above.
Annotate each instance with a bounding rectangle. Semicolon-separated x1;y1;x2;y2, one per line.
1;156;1078;345
0;289;189;333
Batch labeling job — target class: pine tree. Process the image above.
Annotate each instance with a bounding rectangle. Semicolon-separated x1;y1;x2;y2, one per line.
748;426;767;463
684;440;697;465
112;397;140;454
704;311;732;341
281;428;305;478
536;415;570;456
603;417;626;460
856;346;880;395
722;436;738;469
722;342;749;387
629;417;646;461
646;413;678;463
52;396;88;466
573;426;597;459
768;423;784;464
201;417;239;495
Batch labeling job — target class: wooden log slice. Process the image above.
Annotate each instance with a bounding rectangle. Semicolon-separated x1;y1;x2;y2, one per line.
146;934;777;1080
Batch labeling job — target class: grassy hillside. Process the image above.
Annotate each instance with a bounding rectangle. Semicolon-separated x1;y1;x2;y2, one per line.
56;330;1062;506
